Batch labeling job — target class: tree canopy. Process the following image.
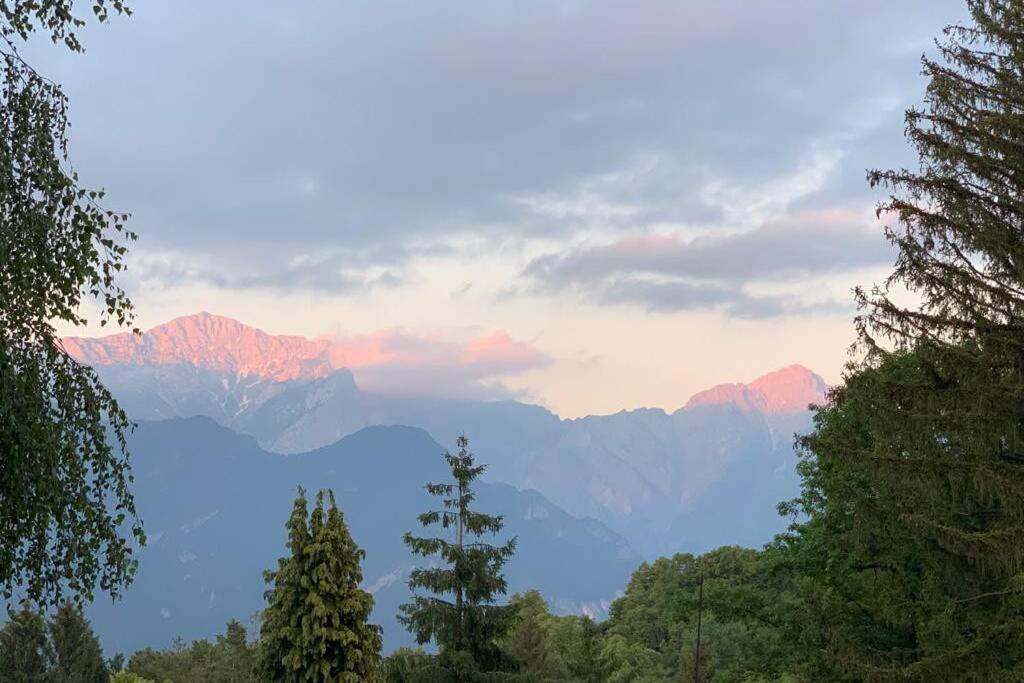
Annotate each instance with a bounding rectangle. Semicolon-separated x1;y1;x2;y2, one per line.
0;0;141;609
260;487;383;682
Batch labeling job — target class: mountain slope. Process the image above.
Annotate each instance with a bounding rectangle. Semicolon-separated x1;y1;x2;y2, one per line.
87;418;638;655
67;313;826;557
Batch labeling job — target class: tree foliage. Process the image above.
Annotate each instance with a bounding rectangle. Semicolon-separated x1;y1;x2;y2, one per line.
128;621;258;683
499;591;570;682
259;487;383;682
0;602;109;682
782;1;1024;679
48;602;108;682
0;607;49;682
603;546;809;682
0;0;141;609
400;436;517;679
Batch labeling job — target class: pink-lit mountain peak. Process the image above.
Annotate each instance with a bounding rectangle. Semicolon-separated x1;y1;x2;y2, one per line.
63;312;334;382
684;364;827;415
64;313;826;414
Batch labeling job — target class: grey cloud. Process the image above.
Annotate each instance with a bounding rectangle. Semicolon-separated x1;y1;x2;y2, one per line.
599;278;850;320
126;248;406;295
519;210;891;317
524;215;894;288
35;0;965;263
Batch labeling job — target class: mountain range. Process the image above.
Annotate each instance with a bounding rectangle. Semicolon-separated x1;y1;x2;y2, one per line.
63;312;827;651
66;313;825;558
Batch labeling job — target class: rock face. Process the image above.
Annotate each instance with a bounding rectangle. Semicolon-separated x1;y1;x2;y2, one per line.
63;312;334;382
684;364;828;415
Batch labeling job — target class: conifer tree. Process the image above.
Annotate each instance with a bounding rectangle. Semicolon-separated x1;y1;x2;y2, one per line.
400;435;517;679
0;608;50;682
794;1;1024;678
260;487;383;682
47;602;108;683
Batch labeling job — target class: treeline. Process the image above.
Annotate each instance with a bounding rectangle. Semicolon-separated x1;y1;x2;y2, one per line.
0;546;810;682
14;340;1024;681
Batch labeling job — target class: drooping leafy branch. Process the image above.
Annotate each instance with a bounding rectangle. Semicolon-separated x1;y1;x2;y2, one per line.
0;0;141;608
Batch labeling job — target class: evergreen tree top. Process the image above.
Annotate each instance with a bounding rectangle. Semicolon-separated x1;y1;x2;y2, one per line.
860;0;1024;357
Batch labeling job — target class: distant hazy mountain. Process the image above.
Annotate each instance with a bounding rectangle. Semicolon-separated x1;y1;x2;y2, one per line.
67;313;826;557
87;418;639;656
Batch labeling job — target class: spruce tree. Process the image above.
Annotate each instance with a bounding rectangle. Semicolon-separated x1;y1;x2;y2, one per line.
399;435;517;679
260;487;383;682
0;608;50;682
47;602;108;683
794;1;1024;678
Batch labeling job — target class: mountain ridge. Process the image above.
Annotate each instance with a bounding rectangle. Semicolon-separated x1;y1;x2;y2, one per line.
63;311;335;382
63;312;824;558
64;312;828;417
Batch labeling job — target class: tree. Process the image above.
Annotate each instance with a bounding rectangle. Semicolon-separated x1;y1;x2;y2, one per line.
47;602;108;683
566;616;604;683
127;621;260;683
787;0;1024;678
399;435;517;679
212;620;257;682
260;487;382;682
500;591;569;681
383;648;438;683
0;0;143;610
127;638;187;682
0;607;50;682
111;673;154;683
600;545;813;681
597;634;666;683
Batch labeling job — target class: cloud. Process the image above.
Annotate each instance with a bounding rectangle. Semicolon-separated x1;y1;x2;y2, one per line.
520;209;892;317
124;247;408;295
599;278;849;319
327;328;551;398
46;0;963;259
525;209;891;285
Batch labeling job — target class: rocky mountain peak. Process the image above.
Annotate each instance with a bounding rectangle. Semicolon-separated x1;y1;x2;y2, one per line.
683;364;827;415
63;312;335;382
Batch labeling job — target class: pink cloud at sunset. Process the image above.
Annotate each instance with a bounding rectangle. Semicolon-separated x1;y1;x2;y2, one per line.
328;328;551;398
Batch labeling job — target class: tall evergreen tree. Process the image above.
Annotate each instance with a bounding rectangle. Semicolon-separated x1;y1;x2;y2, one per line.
0;608;50;682
47;602;108;683
793;1;1024;678
400;435;517;679
260;487;382;682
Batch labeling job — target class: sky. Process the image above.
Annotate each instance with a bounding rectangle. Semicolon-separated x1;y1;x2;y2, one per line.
46;0;969;417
